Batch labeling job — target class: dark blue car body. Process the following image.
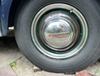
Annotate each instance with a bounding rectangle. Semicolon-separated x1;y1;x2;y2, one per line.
0;0;12;36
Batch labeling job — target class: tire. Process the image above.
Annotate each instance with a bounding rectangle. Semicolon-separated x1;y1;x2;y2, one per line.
15;0;100;73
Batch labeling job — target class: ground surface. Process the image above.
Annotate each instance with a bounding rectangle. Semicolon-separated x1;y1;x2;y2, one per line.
0;31;100;76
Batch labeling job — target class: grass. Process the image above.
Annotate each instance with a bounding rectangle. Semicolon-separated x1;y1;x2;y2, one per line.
95;68;100;73
10;61;16;67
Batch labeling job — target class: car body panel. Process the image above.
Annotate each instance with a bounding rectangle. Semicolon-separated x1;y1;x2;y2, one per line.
0;0;13;36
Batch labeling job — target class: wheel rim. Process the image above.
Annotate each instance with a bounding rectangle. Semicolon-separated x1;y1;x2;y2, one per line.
31;3;88;59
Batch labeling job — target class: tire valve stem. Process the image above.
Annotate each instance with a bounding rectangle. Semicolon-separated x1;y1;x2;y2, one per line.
70;9;73;13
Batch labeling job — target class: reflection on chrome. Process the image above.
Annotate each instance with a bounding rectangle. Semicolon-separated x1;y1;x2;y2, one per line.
41;14;75;48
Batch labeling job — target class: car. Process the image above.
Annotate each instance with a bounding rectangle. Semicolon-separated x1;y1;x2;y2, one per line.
0;0;100;74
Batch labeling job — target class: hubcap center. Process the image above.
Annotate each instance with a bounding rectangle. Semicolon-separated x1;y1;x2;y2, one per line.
41;13;76;49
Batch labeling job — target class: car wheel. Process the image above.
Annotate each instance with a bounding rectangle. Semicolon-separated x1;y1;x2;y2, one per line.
15;0;100;73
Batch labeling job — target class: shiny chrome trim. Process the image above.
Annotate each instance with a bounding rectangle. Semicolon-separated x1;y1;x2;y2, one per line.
0;29;2;37
31;4;88;59
40;13;76;50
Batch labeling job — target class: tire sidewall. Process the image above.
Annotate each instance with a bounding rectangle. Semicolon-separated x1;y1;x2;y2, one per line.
15;0;100;73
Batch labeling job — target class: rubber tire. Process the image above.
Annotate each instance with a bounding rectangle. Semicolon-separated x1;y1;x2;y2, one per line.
15;0;100;73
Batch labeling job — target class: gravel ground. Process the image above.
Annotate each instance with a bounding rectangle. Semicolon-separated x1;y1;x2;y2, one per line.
0;31;100;76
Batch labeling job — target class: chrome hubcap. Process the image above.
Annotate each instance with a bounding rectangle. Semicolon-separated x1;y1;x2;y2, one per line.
31;4;88;59
43;16;74;48
40;13;78;50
